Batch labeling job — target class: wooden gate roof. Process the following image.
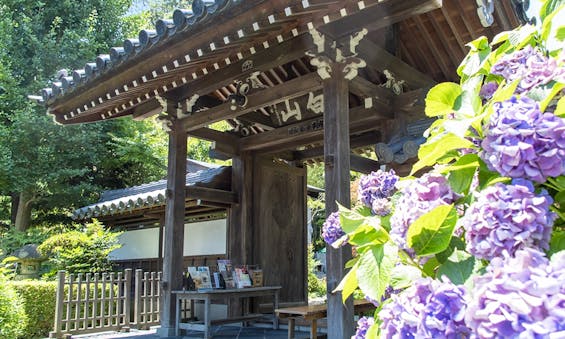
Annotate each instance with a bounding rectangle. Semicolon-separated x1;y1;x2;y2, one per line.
37;0;524;169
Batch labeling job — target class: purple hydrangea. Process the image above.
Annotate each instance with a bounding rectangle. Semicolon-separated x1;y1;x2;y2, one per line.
481;96;565;183
372;197;392;216
358;170;399;208
380;278;470;338
491;45;563;93
322;211;346;247
479;81;499;100
352;316;374;339
462;179;555;260
389;173;459;250
466;248;565;338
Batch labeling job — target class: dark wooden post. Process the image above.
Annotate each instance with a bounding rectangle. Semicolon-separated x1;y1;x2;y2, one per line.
157;116;187;336
309;27;368;338
227;151;254;316
323;62;355;338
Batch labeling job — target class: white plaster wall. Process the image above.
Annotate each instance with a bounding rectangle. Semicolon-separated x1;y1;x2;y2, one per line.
110;219;227;260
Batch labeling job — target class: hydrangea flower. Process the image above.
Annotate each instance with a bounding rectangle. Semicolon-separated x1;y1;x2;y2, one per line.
358;169;399;208
389;173;459;250
380;278;470;338
481;96;565;183
352;316;374;339
371;197;392;216
479;81;499;100
462;179;555;260
491;45;563;93
322;211;346;247
466;248;565;338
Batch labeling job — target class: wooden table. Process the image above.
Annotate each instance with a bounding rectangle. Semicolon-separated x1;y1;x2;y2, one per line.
173;286;281;338
276;299;375;339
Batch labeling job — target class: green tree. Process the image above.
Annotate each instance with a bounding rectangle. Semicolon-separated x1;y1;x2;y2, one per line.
37;220;121;276
0;0;172;231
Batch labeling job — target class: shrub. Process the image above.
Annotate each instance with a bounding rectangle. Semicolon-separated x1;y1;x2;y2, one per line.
0;278;27;339
10;280;56;339
307;245;326;299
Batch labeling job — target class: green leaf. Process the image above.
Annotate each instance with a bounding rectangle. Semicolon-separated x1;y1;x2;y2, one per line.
422;256;440;277
508;24;536;48
333;263;358;302
436;236;467;263
555;96;565;117
465;36;489;51
425;83;462;117
389;264;422;290
446;154;480;194
339;206;365;233
539;82;565;112
407;205;458;256
556;26;565;41
437;250;475;285
541;4;565;43
491;31;509;45
356;243;397;302
491;79;520;104
348;224;389;248
411;134;475;175
549;231;565;256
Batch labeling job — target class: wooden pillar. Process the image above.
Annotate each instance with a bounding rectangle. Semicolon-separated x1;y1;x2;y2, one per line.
157;118;187;336
309;27;368;339
227;151;254;316
323;62;354;338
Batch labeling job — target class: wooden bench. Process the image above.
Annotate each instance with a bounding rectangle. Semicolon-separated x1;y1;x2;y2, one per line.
275;300;375;339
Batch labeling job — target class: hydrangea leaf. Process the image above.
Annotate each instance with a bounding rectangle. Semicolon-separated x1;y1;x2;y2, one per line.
541;3;564;43
356;243;396;302
437;249;476;285
445;154;480;194
365;324;379;339
435;236;467;263
508;24;536;49
406;205;458;256
333;262;358;302
339;206;365;233
412;134;474;175
538;82;564;112
425;82;462;117
556;26;565;41
549;230;565;256
554;96;565;117
390;264;422;290
348;224;389;249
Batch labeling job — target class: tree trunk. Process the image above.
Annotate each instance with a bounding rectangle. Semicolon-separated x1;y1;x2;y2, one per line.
10;192;19;225
14;190;33;232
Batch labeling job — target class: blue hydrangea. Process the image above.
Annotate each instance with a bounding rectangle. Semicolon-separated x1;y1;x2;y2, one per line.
322;211;346;247
462;179;555;260
380;278;470;338
358;169;399;208
481;96;565;183
352;316;374;339
389;173;459;251
466;249;565;338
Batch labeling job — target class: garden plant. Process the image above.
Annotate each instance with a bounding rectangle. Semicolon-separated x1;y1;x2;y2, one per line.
322;3;565;338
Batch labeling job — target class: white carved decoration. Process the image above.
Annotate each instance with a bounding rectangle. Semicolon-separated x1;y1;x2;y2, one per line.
157;114;173;132
242;59;254;72
310;56;332;79
307;92;324;114
382;69;406;95
343;58;367;80
307;29;366;81
280;99;302;122
477;0;494;27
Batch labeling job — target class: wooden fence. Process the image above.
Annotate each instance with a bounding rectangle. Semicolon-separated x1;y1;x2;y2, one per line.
49;269;163;338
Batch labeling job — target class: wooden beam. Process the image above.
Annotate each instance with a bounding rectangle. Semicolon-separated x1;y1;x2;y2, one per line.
132;97;163;121
323;63;354;338
240;103;392;152
181;72;322;131
165;33;313;102
318;0;442;39
185;186;238;205
292;130;381;161
350;77;393;103
188;127;240;155
350;154;382;174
